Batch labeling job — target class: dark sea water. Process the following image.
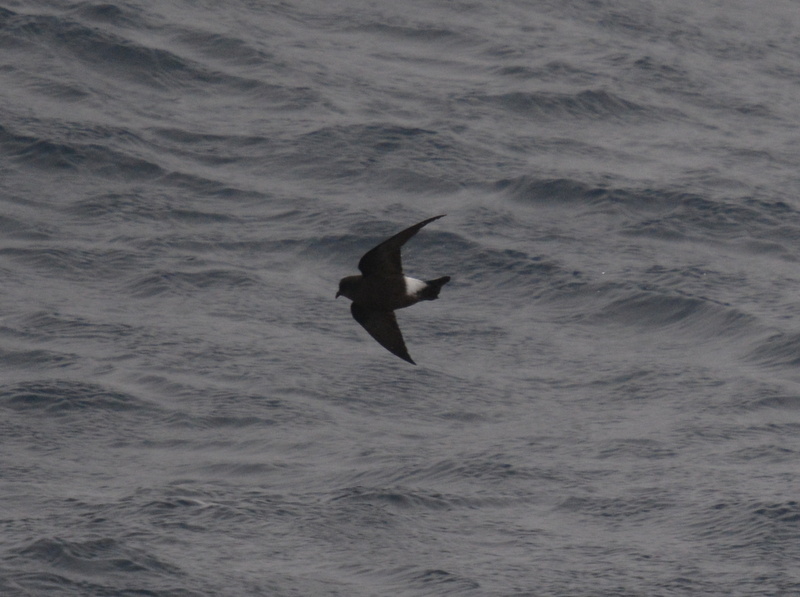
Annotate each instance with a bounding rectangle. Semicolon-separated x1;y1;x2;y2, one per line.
2;1;800;595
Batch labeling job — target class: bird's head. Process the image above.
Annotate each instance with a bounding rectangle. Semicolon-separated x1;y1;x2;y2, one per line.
336;275;361;300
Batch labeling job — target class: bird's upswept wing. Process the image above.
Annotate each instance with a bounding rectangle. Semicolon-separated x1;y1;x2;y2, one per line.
357;215;445;278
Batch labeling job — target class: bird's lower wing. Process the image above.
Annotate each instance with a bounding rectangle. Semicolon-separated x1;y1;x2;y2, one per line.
350;304;415;364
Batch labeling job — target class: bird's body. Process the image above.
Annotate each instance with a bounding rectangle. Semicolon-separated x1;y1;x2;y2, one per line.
337;275;440;310
336;215;450;364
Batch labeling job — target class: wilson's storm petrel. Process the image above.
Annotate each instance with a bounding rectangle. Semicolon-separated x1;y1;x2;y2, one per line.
336;215;450;365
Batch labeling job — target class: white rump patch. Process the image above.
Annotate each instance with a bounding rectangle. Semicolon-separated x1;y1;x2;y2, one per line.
404;276;427;296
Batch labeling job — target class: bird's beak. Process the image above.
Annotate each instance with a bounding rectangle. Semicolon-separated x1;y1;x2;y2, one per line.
335;291;341;298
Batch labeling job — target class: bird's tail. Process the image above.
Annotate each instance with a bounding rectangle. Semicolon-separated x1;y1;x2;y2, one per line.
420;276;451;300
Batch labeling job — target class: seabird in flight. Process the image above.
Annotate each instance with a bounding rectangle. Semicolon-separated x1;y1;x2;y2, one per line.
336;215;450;364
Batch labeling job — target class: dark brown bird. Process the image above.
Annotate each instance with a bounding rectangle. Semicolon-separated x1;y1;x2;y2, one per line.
336;215;450;364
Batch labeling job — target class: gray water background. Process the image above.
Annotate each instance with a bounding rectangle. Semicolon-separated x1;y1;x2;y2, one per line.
1;1;800;595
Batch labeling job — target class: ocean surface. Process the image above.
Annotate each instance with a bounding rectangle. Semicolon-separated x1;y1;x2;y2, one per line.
2;1;800;595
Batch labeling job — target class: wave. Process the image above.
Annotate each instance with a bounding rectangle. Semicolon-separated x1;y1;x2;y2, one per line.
127;268;258;298
0;380;148;414
589;289;755;338
0;347;77;370
2;5;317;114
460;89;664;122
497;175;800;256
0;124;164;179
747;332;800;369
0;245;140;282
15;536;180;575
688;499;800;553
